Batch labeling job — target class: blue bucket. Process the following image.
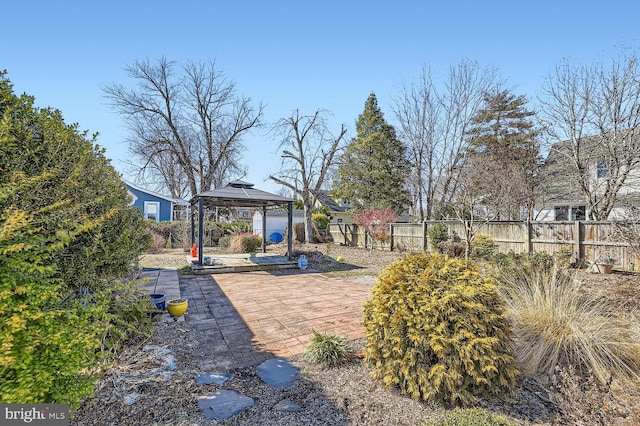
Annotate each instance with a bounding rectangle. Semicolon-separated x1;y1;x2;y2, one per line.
150;293;166;310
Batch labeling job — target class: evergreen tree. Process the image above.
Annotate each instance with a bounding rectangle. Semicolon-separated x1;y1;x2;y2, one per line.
334;93;410;214
464;89;541;220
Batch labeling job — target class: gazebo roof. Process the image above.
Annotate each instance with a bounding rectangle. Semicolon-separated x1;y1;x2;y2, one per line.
190;180;293;208
190;180;294;264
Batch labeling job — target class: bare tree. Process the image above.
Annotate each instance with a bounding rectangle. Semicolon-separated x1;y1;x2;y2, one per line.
393;59;500;220
393;66;439;221
451;160;516;258
540;49;640;219
435;59;501;214
104;57;263;198
269;109;347;243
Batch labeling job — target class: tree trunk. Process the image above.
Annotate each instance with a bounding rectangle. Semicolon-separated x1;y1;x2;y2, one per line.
303;201;313;244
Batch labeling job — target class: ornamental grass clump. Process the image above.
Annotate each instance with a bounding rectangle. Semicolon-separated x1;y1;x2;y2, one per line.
363;253;518;407
493;252;640;383
229;233;262;253
305;332;351;367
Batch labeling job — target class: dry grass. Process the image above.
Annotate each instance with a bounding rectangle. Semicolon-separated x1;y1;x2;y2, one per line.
496;261;640;383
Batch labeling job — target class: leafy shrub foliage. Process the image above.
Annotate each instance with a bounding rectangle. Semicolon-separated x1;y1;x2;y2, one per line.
427;223;449;253
305;333;351;367
220;221;251;235
491;252;640;383
363;253;518;406
312;212;330;232
229;233;262;253
425;407;514;426
0;202;105;407
471;233;497;260
0;72;152;407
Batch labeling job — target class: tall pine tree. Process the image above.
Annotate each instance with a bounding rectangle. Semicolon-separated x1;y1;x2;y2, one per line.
334;93;410;214
464;89;541;220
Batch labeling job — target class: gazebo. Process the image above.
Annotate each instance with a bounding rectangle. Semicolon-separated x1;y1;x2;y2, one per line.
189;180;294;266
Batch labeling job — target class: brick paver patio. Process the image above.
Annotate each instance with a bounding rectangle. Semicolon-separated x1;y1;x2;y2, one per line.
180;270;372;371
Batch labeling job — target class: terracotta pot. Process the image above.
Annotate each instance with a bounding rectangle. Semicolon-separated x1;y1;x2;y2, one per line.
167;298;189;317
595;263;614;274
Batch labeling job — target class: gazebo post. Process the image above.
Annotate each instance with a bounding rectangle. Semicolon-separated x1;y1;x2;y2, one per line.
198;198;204;265
261;205;267;253
287;201;293;259
190;200;196;246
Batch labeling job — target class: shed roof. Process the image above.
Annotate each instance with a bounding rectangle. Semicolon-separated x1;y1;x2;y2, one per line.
190;180;293;208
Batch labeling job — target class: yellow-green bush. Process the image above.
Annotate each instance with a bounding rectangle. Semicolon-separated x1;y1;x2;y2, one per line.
363;253;518;407
312;212;330;232
0;202;106;408
471;233;497;260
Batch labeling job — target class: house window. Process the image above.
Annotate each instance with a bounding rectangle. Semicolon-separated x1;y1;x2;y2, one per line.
597;161;609;178
144;201;160;221
554;206;569;221
337;218;344;223
571;205;586;220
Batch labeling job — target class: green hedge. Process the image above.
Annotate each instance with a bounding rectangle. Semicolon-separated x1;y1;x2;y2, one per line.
0;72;152;408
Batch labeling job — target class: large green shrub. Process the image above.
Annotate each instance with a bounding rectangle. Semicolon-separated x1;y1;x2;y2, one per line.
0;72;152;407
363;252;518;406
1;75;150;293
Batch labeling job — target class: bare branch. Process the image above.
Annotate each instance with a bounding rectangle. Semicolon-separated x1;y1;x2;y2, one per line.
103;57;262;198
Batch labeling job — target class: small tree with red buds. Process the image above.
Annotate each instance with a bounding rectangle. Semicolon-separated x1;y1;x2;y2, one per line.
353;208;398;250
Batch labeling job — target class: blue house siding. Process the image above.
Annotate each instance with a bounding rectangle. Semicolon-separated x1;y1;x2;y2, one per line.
124;181;187;222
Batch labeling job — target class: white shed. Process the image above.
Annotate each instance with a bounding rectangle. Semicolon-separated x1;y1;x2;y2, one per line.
253;209;305;242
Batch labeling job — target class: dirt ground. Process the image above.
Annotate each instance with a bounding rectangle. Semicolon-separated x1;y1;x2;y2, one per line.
71;244;640;425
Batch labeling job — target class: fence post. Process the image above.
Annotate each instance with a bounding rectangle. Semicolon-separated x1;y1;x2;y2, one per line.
390;223;394;252
422;222;427;252
574;220;582;266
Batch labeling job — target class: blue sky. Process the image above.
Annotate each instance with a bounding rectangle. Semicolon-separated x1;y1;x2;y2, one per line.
3;1;639;195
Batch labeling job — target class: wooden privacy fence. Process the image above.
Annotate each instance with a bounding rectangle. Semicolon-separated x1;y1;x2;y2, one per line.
328;220;639;271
